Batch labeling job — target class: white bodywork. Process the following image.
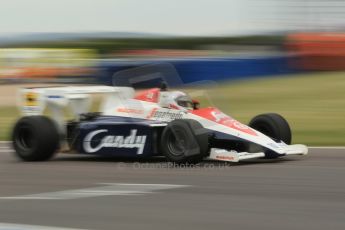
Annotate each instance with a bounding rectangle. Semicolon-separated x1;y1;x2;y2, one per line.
18;85;308;162
18;86;134;132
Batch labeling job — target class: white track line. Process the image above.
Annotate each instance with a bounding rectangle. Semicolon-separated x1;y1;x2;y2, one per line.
0;149;12;153
309;146;345;150
0;183;190;200
0;223;85;230
0;141;10;144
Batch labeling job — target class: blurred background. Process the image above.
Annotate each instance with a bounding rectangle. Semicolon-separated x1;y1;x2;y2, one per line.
0;0;344;145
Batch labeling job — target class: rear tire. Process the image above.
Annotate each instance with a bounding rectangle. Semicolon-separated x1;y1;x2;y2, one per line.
249;113;292;144
12;116;60;161
160;119;209;164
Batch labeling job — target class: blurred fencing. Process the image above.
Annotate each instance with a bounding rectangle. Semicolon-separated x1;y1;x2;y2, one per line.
287;33;345;71
1;33;345;86
0;48;97;83
98;55;299;87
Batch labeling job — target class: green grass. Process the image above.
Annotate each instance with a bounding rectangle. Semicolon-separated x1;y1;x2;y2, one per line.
188;72;345;146
1;72;345;145
0;106;19;140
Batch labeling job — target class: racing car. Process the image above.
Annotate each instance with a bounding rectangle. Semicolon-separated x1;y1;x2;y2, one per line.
11;85;308;163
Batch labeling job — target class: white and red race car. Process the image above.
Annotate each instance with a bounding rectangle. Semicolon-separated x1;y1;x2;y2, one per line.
12;85;308;163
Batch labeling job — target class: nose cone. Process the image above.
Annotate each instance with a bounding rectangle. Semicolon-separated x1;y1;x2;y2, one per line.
191;107;258;136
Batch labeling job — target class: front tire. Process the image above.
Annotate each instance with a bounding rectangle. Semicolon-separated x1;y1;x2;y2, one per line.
160;119;209;164
12;116;60;161
249;113;292;159
249;113;292;144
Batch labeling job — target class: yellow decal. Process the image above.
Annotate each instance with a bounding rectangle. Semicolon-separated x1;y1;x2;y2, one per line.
25;92;38;106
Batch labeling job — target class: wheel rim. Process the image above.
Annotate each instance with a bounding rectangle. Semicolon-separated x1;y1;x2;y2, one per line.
16;126;34;150
167;129;187;157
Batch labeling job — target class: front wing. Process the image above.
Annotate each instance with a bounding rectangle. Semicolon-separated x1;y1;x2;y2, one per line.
208;144;308;162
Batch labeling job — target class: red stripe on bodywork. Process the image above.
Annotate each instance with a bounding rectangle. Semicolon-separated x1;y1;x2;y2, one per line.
191;107;257;136
134;88;160;103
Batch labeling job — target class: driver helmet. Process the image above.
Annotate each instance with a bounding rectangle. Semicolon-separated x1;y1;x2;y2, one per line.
160;91;194;110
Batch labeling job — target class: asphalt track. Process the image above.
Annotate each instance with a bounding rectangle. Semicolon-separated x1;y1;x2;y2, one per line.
0;143;344;230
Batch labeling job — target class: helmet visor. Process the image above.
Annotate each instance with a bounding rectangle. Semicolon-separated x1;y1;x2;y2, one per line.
176;95;194;110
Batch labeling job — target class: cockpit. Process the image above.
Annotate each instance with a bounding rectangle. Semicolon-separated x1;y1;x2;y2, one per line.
175;95;194;110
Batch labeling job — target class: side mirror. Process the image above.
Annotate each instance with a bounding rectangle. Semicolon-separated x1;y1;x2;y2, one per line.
192;99;200;110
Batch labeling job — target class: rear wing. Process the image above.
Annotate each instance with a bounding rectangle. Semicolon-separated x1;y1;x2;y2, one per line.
18;85;135;128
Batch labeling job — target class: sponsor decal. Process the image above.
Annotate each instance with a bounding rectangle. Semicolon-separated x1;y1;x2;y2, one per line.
83;129;147;154
210;111;249;130
47;95;62;99
24;92;38;106
211;110;228;122
116;107;144;114
134;88;160;103
23;106;40;112
192;108;257;136
146;92;154;100
216;155;235;161
147;108;184;121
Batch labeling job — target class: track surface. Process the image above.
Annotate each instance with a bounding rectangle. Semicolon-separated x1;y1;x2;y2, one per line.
0;144;344;230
